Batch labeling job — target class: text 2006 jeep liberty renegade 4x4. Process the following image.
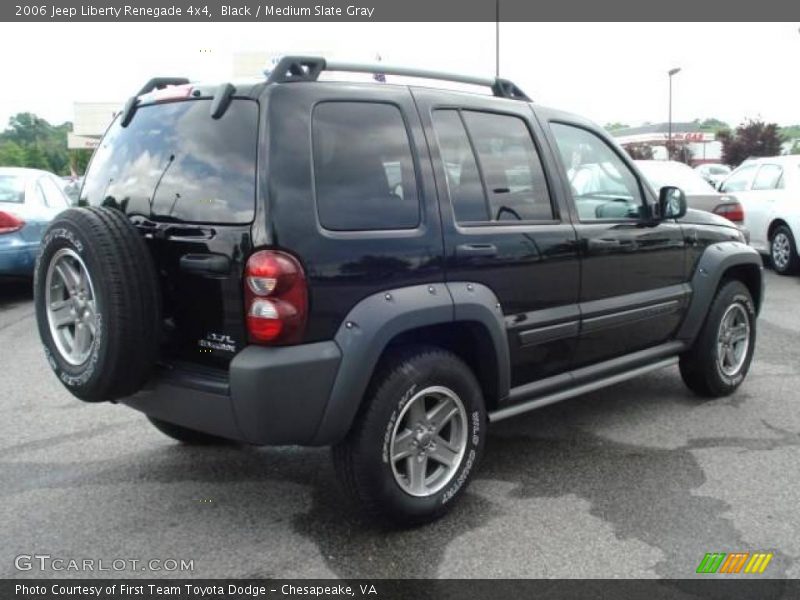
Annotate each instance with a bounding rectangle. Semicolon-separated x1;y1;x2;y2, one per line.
34;57;762;525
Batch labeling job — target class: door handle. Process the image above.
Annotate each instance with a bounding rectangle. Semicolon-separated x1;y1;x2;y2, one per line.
456;243;498;257
586;238;622;250
179;253;230;277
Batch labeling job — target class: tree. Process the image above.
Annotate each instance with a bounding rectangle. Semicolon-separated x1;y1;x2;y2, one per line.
694;118;730;133
604;122;629;133
0;113;84;175
0;141;25;166
718;119;784;167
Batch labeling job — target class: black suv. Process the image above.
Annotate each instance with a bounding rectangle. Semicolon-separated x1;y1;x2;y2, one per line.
34;57;763;525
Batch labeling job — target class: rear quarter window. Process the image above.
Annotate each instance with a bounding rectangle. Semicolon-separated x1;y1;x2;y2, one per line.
311;101;420;231
81;99;258;224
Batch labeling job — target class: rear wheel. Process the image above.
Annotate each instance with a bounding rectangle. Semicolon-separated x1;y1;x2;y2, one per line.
333;346;486;526
770;225;799;275
680;280;756;397
147;416;231;445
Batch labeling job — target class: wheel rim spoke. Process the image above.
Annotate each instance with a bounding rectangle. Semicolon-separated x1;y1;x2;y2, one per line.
391;429;416;461
429;436;458;467
50;300;75;328
406;455;428;494
427;397;458;432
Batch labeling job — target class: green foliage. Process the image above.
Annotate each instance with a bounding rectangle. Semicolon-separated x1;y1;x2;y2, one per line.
718;119;784;167
0;112;88;175
789;140;800;155
0;140;26;166
693;118;730;133
779;124;800;140
604;122;630;132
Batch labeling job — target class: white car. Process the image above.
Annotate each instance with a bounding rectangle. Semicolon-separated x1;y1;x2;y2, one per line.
719;155;800;275
695;163;732;189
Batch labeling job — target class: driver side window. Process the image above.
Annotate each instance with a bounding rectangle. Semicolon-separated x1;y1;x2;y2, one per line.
550;122;643;221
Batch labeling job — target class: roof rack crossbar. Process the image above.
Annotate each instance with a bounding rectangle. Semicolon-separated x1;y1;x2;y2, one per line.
265;56;530;101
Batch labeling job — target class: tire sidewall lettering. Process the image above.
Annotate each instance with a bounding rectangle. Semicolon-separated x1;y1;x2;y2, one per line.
37;223;104;390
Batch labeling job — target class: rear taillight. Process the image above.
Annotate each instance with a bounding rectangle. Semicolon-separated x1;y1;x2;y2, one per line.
713;201;744;223
0;211;24;234
244;250;307;344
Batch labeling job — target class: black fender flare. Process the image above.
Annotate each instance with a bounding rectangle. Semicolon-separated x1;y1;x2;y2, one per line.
677;241;763;343
311;282;510;445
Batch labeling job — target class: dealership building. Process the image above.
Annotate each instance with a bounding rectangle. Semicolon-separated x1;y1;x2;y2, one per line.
611;122;722;164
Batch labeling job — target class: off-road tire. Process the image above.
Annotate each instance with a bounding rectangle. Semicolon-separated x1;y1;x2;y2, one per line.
34;207;160;401
679;280;756;397
332;345;486;527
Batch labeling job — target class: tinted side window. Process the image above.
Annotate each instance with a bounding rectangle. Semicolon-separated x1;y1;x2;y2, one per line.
720;165;757;193
550;123;643;221
312;102;419;231
752;164;782;191
462;111;554;222
81;99;258;224
431;110;489;222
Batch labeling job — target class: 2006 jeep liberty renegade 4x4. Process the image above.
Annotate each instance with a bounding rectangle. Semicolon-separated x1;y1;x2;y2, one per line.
34;57;762;525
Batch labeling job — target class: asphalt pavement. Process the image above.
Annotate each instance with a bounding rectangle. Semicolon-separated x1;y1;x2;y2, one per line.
2;269;799;579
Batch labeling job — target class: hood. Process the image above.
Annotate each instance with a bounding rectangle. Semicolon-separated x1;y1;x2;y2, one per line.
678;207;739;230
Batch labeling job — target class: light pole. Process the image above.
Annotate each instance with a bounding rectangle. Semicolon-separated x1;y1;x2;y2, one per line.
668;67;681;157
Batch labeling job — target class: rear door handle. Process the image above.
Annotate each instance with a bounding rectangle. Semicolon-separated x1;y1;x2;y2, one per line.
456;243;498;257
179;253;230;277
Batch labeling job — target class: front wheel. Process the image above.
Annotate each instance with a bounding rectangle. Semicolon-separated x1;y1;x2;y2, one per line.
770;225;799;275
680;280;756;397
333;346;486;526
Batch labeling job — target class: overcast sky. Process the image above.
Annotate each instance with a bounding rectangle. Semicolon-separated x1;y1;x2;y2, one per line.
1;22;798;129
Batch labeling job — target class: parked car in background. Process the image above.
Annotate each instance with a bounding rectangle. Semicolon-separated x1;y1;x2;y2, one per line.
0;167;72;277
719;155;800;275
695;163;731;189
635;160;746;228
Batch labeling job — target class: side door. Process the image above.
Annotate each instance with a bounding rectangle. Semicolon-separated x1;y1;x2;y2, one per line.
413;89;580;388
748;163;784;249
542;118;688;367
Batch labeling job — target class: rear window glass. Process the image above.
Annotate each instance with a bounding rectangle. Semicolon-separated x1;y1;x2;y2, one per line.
81;99;258;224
0;175;26;203
312;102;420;231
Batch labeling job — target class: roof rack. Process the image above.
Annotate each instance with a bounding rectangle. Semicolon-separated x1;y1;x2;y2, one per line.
265;56;530;101
137;77;191;96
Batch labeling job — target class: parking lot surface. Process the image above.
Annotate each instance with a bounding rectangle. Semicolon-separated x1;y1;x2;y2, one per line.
2;270;799;579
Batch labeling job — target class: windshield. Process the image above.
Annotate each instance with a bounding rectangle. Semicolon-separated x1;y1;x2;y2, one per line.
0;175;26;203
637;161;715;194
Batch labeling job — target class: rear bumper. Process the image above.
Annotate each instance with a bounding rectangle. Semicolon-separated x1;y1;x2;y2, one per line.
120;342;342;446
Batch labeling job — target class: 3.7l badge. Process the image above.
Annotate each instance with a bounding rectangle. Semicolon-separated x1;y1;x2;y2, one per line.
198;333;236;353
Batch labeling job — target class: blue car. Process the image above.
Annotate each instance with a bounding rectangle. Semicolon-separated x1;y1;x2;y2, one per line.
0;168;72;277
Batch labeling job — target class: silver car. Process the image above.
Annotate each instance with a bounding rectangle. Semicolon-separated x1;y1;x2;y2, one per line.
635;160;745;227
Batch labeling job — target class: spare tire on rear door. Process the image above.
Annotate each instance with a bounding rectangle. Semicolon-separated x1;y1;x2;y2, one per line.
34;207;161;402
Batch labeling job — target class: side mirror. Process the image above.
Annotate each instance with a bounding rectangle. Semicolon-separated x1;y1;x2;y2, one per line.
658;186;687;220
